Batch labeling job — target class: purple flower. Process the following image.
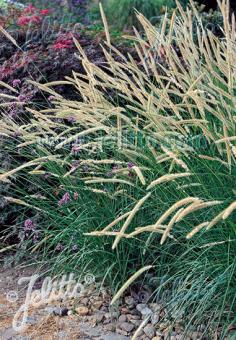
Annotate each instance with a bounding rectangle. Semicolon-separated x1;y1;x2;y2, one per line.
71;144;80;154
48;95;55;101
18;94;27;102
55;243;64;251
24;219;36;231
67;116;76;123
12;79;21;87
58;192;71;206
112;165;119;172
127;162;135;169
73;192;79;200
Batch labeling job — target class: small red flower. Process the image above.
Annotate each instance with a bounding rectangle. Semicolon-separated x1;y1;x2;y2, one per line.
23;4;37;15
40;9;50;15
17;16;31;26
30;15;42;24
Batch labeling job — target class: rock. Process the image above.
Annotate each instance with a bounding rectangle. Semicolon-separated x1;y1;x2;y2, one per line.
100;305;109;312
46;306;68;316
130;319;142;327
136;304;147;312
141;307;153;317
149;303;162;312
143;325;155;338
104;323;116;332
125;296;135;307
158;322;168;331
136;304;152;317
119;322;135;332
103;335;129;340
117;328;129;336
118;314;127;323
67;310;73;316
94;312;104;323
151;312;160;325
121;307;130;314
92;300;103;310
127;314;140;321
105;311;119;319
76;306;89;316
81;297;89;305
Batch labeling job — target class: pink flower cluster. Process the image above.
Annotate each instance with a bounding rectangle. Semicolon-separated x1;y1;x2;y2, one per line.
53;33;74;50
58;191;79;206
17;4;50;27
24;219;36;231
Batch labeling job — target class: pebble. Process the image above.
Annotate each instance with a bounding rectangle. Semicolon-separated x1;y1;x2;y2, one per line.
118;314;127;322
143;324;155;338
151;312;160;325
149;303;162;312
104;323;116;332
76;306;89;316
81;297;89;305
94;313;104;323
127;314;140;320
125;296;135;307
119;322;135;333
136;304;147;312
116;328;129;336
46;307;68;316
92;300;103;310
121;307;130;314
141;307;153;317
105;311;120;319
130;319;142;327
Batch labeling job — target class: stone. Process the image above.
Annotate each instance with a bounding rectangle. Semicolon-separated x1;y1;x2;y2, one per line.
94;313;104;323
127;314;140;321
119;322;135;333
76;306;89;316
81;297;89;305
151;312;160;325
130;319;142;327
46;306;68;316
103;335;129;340
121;307;130;313
136;303;147;312
104;323;116;332
149;303;162;312
117;328;129;336
141;307;153;317
125;296;135;306
118;314;127;322
92;300;103;310
143;325;155;338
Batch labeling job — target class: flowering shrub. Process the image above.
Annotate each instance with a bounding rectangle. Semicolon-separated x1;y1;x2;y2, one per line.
17;4;50;27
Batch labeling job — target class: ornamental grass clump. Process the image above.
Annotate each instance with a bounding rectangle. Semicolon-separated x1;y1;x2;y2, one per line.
1;0;236;336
